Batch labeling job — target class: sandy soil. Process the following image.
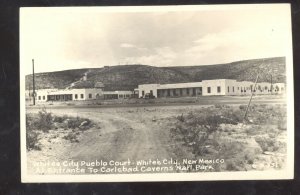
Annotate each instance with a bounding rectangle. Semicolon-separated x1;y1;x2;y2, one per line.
26;102;287;174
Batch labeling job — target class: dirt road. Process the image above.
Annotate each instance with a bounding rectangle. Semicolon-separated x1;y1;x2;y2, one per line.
27;106;184;174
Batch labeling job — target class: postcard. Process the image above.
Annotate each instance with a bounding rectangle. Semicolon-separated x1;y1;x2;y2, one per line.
20;4;294;182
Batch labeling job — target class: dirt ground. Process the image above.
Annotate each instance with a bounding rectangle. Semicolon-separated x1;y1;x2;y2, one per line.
26;101;287;174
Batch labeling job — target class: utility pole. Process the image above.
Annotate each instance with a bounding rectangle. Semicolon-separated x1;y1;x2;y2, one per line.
32;59;35;105
243;74;259;121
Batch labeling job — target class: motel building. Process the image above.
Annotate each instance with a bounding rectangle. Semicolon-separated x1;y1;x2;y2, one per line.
30;89;135;103
32;88;104;102
26;82;135;103
137;79;285;98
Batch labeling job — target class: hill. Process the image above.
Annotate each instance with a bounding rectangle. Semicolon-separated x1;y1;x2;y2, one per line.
25;57;286;91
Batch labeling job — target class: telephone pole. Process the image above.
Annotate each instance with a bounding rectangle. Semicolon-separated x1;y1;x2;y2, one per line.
243;74;259;121
32;59;35;105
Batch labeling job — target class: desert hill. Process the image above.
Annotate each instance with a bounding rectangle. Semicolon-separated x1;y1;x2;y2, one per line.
25;57;286;91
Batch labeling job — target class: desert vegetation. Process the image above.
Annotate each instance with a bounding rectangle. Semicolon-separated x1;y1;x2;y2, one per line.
170;104;287;171
26;107;94;151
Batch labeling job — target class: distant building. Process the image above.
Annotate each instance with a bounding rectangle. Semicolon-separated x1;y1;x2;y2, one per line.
26;79;285;103
137;79;285;98
26;81;135;102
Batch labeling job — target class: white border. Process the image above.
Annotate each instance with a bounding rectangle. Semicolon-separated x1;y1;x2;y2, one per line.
20;4;294;183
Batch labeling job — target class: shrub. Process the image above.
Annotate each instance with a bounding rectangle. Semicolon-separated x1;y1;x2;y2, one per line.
225;159;246;171
177;113;185;122
63;132;79;143
37;108;53;131
255;136;284;152
53;115;68;123
214;104;223;109
67;117;91;129
171;106;248;156
26;130;40;151
239;105;247;110
277;114;287;130
26;108;53;132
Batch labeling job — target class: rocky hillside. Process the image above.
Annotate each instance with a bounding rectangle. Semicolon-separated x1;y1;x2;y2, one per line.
25;57;286;91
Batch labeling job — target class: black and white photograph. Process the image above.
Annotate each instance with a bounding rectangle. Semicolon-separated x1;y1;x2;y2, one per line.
20;4;294;182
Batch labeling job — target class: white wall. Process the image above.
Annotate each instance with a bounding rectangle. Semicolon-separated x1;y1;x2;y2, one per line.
224;79;239;95
202;79;226;96
138;84;159;98
36;89;57;102
84;88;104;100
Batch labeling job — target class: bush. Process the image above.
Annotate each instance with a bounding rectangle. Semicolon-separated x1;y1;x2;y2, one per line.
171;106;248;156
67;117;91;129
26;130;40;151
26;108;53;132
214;104;223;109
53;115;68;123
239;105;247;110
277;114;287;130
37;107;53;131
255;136;284;152
63;132;79;143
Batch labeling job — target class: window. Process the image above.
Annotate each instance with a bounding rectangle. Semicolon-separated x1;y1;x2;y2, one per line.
265;86;268;90
167;89;170;96
81;94;84;99
43;96;45;100
237;87;239;90
228;86;230;92
207;87;211;94
193;88;196;96
89;94;92;98
38;96;41;100
232;87;234;92
142;91;145;96
187;88;190;95
180;89;183;95
150;90;153;95
217;86;221;93
75;94;78;99
173;89;176;96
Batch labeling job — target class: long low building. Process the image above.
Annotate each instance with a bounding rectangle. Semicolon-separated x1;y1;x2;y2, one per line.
26;88;135;102
137;79;285;98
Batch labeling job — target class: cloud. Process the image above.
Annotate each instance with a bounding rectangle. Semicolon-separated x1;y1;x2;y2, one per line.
120;43;135;48
121;46;177;66
182;26;288;65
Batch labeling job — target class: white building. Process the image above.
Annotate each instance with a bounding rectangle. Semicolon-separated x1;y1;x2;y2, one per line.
103;91;135;99
137;79;285;98
27;88;134;102
33;88;104;102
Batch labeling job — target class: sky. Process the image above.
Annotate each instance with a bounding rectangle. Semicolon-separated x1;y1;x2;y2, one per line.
20;5;292;75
